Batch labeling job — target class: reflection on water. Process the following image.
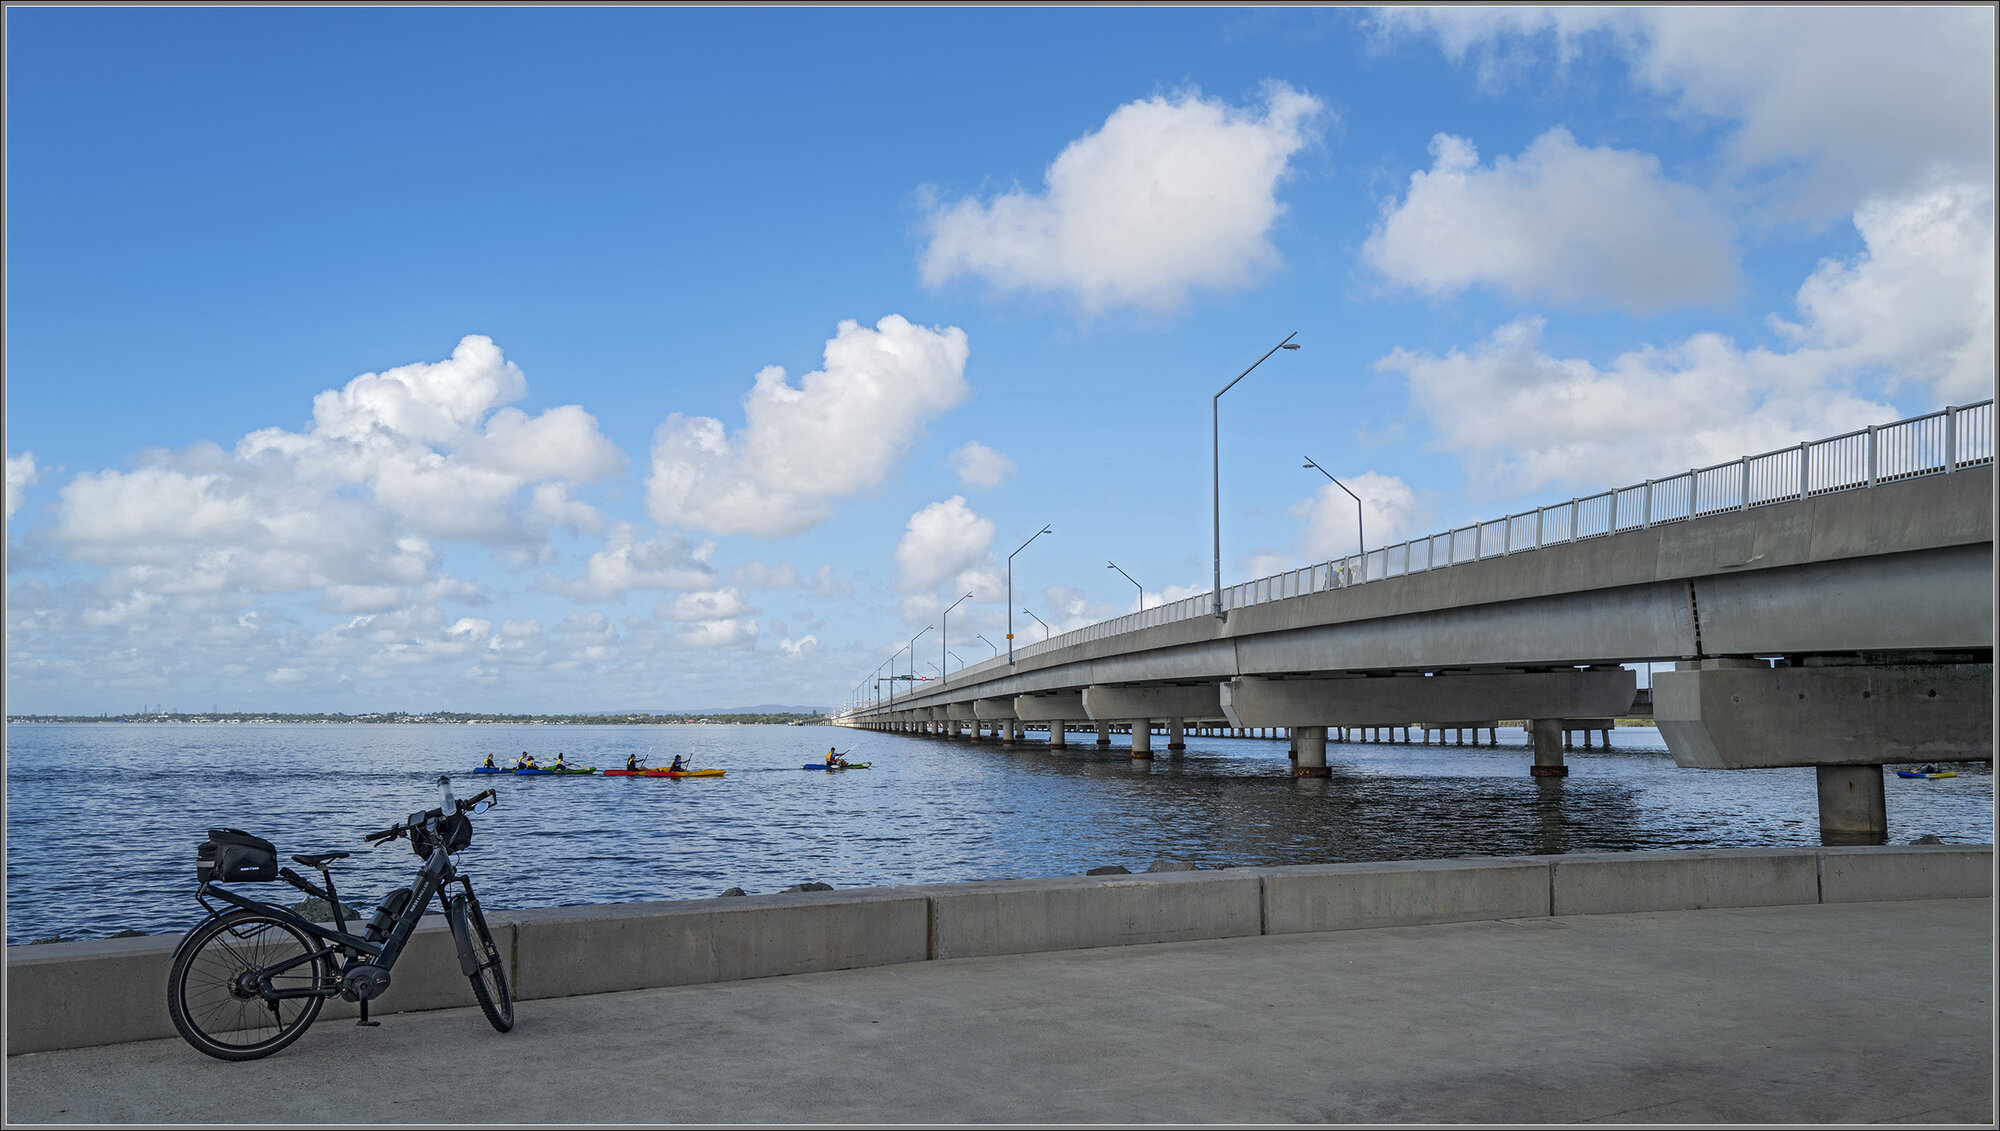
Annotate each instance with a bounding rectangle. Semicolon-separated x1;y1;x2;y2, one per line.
5;722;1991;943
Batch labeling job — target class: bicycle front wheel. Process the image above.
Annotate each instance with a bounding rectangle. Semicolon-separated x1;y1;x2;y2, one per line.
167;909;331;1060
450;892;513;1032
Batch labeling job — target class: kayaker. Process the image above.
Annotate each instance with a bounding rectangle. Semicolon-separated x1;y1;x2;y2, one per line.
669;753;689;772
553;752;570;771
825;746;847;768
483;753;497;769
625;753;645;772
520;752;540;770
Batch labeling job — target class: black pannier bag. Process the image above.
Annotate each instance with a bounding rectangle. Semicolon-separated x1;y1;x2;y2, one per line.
197;827;278;883
411;812;473;859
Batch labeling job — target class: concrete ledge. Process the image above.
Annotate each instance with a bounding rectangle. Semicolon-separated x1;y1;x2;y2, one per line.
504;888;928;1000
1816;844;1996;903
9;845;1991;1055
2;915;490;1056
916;871;1263;959
1553;848;1821;914
1258;857;1552;934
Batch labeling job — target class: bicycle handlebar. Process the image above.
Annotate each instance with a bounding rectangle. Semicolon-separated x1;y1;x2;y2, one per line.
361;787;497;845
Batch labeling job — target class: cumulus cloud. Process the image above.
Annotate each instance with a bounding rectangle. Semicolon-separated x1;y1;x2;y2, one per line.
6;453;38;521
552;523;717;600
1771;182;1994;405
948;441;1017;488
1378;317;1897;498
678;616;759;649
664;587;757;622
920;83;1324;312
1372;7;1994;219
1289;472;1431;559
1364;129;1735;311
648;315;971;538
894;496;995;593
778;634;820;660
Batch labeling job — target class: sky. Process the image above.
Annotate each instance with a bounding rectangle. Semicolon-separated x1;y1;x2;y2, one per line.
5;7;1994;716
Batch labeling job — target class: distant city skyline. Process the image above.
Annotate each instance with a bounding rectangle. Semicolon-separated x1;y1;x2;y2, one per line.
6;7;1993;714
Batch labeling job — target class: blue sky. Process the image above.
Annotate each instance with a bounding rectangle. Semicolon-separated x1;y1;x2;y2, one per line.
6;7;1993;714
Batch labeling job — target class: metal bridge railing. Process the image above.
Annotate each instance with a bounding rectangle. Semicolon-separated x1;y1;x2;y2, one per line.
980;399;1994;674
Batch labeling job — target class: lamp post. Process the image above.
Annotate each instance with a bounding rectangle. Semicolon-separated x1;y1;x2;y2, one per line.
1302;456;1364;578
1107;561;1145;612
909;626;932;694
1006;525;1052;668
1020;607;1051;637
941;591;972;682
975;633;998;658
887;645;910;709
1214;333;1301;620
948;650;964;669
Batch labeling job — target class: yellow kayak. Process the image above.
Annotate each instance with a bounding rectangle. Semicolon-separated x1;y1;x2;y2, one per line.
640;768;725;778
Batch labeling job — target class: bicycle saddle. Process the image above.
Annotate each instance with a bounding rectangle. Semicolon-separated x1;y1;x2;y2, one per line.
292;852;351;867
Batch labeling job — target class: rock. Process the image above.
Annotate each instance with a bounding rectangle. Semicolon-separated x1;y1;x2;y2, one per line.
109;929;146;939
1144;860;1198;873
1084;865;1130;876
28;936;69;945
291;897;363;923
1911;834;1946;845
719;887;747;897
783;882;834;893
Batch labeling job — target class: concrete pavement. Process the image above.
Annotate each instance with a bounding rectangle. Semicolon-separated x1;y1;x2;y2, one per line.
5;896;1991;1124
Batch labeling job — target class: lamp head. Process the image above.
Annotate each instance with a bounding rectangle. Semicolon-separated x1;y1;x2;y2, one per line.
1280;343;1300;350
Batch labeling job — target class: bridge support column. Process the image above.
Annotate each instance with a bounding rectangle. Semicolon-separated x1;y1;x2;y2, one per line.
1293;725;1329;777
1096;722;1112;746
1002;719;1017;745
1129;722;1153;759
1817;765;1888;846
1168;718;1185;751
1530;719;1568;778
1048;723;1067;749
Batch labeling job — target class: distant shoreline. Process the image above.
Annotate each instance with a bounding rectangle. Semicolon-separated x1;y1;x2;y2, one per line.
5;713;830;726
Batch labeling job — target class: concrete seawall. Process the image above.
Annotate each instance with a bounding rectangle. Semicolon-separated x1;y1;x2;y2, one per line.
8;844;1990;1056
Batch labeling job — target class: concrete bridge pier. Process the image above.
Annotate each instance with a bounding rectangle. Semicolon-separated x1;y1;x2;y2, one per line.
1168;718;1186;751
1129;722;1153;760
1293;725;1329;777
1002;719;1017;745
1096;722;1111;746
1817;766;1888;846
1530;719;1568;778
1048;723;1067;749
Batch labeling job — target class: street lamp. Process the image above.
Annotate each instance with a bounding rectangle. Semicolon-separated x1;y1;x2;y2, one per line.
1020;607;1051;637
1214;333;1301;620
1006;524;1052;668
941;591;972;683
1303;456;1364;579
948;650;964;669
1107;561;1145;612
887;644;911;708
975;633;999;658
909;626;932;693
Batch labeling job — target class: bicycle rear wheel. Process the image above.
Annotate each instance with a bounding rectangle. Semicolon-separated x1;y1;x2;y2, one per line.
167;909;331;1060
450;892;513;1032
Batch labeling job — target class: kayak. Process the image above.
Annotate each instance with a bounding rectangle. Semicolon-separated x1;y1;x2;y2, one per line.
603;769;646;777
1896;769;1958;779
803;762;871;771
641;768;726;778
473;766;507;774
517;766;596;775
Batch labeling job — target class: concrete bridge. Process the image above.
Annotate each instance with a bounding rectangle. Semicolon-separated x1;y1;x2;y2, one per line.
840;401;1995;845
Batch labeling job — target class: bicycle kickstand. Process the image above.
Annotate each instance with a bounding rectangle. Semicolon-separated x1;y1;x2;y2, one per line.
355;998;380;1028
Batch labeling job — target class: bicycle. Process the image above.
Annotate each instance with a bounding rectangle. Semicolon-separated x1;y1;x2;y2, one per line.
166;775;513;1061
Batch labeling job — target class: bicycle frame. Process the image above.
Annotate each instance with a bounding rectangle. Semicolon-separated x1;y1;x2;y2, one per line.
189;839;470;1001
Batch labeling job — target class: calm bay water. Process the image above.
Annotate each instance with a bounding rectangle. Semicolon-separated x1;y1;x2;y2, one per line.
5;721;1992;944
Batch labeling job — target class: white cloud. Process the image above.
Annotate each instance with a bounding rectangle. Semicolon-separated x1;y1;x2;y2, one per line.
6;453;38;521
1772;182;1995;405
665;587;757;622
948;441;1017;488
1289;472;1430;559
678;617;759;649
1377;316;1897;498
648;315;971;538
894;496;995;592
920;83;1323;312
1364;128;1735;311
552;523;717;600
1373;7;1994;219
778;634;820;660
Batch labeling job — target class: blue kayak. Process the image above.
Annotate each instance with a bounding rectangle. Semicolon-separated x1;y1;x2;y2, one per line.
474;766;506;774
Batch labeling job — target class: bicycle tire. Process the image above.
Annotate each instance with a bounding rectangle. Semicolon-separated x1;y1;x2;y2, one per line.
167;909;331;1060
452;893;513;1032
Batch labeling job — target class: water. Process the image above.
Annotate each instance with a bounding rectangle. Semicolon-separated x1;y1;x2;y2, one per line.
5;722;1992;944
